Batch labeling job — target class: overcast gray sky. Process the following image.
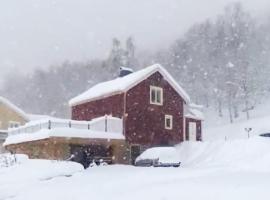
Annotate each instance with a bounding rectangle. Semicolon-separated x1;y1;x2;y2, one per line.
0;0;270;77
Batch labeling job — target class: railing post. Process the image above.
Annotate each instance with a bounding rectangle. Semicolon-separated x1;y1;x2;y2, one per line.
69;121;71;128
105;115;108;132
48;120;51;130
88;123;90;130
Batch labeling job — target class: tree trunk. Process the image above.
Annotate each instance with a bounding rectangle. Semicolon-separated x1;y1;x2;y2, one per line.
245;99;250;120
233;104;239;118
218;99;223;117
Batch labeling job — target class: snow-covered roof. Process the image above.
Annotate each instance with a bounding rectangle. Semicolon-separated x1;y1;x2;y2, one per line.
120;66;133;72
0;96;30;121
185;108;204;121
4;128;125;146
27;114;53;121
69;64;190;106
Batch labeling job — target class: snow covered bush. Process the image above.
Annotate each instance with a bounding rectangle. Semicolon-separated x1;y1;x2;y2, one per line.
0;154;17;168
0;154;28;168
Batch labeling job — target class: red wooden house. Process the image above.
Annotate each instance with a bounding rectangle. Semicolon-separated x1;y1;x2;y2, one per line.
69;64;203;163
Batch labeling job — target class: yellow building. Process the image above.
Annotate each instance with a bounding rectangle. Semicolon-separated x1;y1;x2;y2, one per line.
0;97;30;153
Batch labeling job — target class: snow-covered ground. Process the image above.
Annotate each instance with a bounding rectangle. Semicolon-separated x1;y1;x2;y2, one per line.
1;103;270;200
1;136;270;200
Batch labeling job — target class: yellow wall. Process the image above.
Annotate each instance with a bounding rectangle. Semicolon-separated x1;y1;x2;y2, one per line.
0;102;28;130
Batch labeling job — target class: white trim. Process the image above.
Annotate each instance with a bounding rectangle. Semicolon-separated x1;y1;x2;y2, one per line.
183;116;186;141
150;86;163;105
165;115;173;130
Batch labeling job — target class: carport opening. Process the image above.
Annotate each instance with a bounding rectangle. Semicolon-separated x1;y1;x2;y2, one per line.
70;144;113;168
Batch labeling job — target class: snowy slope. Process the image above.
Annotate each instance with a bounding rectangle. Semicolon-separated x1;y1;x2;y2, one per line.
177;137;270;171
205;115;270;141
204;102;270;141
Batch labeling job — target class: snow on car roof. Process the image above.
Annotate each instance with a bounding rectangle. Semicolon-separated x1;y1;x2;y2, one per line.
136;147;180;163
69;64;190;106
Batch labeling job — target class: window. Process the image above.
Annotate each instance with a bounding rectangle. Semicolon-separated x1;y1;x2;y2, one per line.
150;86;163;105
165;115;173;130
9;121;21;129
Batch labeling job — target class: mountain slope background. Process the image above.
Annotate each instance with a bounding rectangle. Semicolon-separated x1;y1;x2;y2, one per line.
1;2;270;125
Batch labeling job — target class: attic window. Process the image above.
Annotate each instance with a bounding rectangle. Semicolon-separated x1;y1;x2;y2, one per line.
165;115;173;130
150;86;163;105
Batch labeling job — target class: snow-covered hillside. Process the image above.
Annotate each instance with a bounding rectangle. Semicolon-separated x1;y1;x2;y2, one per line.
204;101;270;141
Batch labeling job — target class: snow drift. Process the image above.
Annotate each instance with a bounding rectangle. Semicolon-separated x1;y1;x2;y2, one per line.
176;137;270;171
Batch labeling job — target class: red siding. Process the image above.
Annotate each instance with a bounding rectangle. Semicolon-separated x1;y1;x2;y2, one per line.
185;118;202;141
71;71;197;147
71;94;125;121
125;72;184;146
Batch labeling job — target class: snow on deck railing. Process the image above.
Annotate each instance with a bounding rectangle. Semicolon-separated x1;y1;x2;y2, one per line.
8;116;123;136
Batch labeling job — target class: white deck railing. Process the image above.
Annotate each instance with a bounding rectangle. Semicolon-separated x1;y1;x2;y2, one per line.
8;116;123;136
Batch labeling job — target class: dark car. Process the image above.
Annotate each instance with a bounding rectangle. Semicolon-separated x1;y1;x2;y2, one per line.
153;161;181;168
135;158;159;167
259;133;270;138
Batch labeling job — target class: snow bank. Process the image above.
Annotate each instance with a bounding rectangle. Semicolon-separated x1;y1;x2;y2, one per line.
0;155;83;179
176;137;270;171
135;137;270;171
0;155;83;199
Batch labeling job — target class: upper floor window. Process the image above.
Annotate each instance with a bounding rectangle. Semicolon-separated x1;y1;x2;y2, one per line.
9;121;21;129
150;86;163;105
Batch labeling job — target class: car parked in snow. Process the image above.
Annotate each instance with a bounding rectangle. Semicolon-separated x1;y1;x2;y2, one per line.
259;133;270;138
135;147;181;167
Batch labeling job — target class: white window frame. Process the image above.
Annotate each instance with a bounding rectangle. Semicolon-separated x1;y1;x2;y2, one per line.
9;121;21;129
150;86;163;105
165;115;173;130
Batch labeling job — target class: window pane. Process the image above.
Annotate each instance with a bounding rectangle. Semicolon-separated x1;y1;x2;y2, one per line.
156;90;161;103
166;118;170;127
165;115;173;129
151;89;156;103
